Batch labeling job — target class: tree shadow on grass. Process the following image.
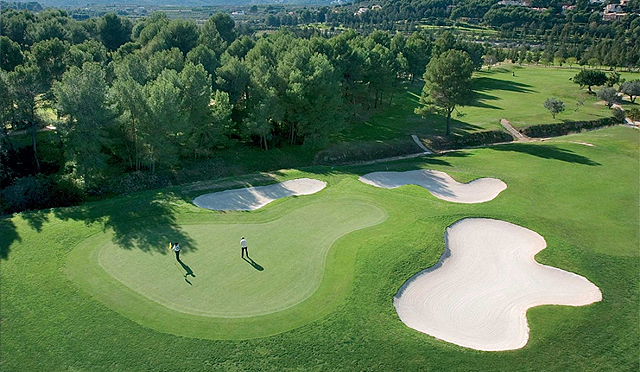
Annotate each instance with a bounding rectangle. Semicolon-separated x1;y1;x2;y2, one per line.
0;218;20;260
52;192;196;254
474;77;536;94
468;91;504;110
21;210;50;232
490;143;600;165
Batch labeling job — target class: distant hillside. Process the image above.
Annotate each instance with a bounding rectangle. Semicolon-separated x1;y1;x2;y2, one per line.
33;0;342;7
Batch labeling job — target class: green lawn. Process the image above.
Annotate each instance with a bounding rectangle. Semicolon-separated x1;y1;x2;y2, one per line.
68;198;386;339
341;64;640;142
1;126;638;371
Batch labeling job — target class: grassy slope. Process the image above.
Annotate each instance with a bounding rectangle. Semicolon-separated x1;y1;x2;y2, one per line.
340;65;639;142
0;126;638;371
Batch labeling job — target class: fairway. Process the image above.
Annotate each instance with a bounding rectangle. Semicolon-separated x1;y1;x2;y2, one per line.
70;199;386;321
1;127;638;371
343;65;639;142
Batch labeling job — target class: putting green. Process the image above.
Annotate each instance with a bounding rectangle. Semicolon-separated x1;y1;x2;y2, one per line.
68;198;386;338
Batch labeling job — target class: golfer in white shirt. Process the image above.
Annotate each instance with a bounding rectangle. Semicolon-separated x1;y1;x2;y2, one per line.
240;237;248;258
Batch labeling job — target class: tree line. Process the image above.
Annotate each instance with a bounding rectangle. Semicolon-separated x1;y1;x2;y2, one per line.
2;9;465;213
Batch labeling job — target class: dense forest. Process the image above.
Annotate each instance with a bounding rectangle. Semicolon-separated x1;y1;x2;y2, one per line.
0;3;638;214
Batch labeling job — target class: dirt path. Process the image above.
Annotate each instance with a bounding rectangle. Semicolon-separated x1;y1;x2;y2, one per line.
500;119;529;141
411;134;432;153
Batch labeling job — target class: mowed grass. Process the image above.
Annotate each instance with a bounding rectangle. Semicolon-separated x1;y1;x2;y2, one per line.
68;198;386;338
341;65;639;141
1;126;638;371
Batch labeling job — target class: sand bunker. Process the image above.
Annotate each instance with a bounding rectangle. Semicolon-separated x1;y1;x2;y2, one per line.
358;170;506;203
193;178;326;211
393;218;602;351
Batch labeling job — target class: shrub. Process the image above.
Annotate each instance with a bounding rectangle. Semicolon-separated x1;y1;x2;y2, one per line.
0;174;86;215
620;80;640;103
627;107;640;122
50;176;85;207
0;175;52;214
596;87;620;108
543;97;565;118
313;138;421;165
612;107;626;123
425;130;513;151
91;171;172;196
521;118;616;138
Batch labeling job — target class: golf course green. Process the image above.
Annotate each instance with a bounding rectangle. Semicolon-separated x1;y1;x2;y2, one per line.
1;126;638;371
67;198;386;338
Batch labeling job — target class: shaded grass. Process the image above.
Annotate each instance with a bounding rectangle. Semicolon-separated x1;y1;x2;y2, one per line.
0;126;638;371
340;65;640;143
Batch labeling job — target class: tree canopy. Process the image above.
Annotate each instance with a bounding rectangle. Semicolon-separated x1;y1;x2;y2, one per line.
415;49;474;135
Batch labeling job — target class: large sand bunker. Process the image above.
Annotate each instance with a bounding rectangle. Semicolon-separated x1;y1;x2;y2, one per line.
393;218;602;351
358;170;506;203
193;178;326;211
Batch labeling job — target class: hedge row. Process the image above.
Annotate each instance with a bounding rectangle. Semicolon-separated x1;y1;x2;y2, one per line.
0;175;85;215
425;130;514;151
521;117;616;138
313;138;421;165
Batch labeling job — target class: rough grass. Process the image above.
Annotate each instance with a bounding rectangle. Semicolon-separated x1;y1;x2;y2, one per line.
0;126;638;371
340;64;639;142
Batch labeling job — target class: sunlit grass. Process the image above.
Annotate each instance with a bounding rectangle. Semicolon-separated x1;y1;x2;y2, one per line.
1;126;637;371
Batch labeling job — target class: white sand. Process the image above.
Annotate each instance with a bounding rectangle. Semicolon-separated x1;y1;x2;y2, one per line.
358;170;506;203
393;218;602;351
193;178;326;211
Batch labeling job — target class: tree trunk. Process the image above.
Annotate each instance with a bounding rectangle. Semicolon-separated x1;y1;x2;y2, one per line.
289;122;295;145
133;117;139;171
446;109;453;136
29;121;40;171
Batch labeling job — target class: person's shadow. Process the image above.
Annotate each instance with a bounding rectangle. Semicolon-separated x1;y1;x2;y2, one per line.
178;260;196;285
243;255;264;271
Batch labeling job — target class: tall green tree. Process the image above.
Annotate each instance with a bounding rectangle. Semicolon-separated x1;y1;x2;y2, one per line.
6;64;41;169
226;36;255;60
620;80;640;103
0;9;35;46
163;20;199;55
284;52;344;146
53;62;113;186
432;30;456;58
110;77;148;170
404;32;432;82
199;16;226;55
0;36;24;71
146;48;184;81
186;45;220;85
98;13;131;51
573;69;607;92
415;50;474;135
210;13;236;45
178;62;221;157
142;69;186;171
29;37;69;90
65;39;107;68
189;89;232;155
